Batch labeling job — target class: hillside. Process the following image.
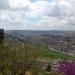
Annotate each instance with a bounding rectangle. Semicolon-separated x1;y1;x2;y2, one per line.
4;30;75;60
0;30;74;75
4;35;74;60
5;30;75;55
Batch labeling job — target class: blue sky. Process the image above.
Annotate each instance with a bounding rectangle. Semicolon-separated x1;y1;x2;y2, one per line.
0;0;75;30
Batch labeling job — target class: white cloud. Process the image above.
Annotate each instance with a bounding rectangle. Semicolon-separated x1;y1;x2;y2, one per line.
9;0;31;9
0;0;75;30
25;0;72;18
26;1;51;17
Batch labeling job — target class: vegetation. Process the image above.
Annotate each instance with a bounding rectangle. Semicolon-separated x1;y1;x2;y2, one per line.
59;61;75;75
28;68;64;75
40;48;73;60
0;38;73;75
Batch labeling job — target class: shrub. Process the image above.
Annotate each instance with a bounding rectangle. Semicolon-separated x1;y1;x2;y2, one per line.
59;61;75;75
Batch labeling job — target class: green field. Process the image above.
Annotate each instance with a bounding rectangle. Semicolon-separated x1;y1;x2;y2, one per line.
40;48;73;60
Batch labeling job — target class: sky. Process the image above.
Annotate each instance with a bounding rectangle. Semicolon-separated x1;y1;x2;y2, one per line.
0;0;75;30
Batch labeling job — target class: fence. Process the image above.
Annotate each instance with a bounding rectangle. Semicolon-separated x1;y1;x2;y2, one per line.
35;58;60;71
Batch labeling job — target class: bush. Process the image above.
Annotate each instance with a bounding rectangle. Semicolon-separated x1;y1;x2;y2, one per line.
59;61;75;75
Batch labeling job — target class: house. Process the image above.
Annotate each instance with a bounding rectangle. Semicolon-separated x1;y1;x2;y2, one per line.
50;40;70;51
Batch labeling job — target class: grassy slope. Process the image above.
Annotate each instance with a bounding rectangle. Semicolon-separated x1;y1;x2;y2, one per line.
39;46;73;60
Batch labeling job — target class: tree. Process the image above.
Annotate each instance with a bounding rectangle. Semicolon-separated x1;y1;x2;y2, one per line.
0;29;4;43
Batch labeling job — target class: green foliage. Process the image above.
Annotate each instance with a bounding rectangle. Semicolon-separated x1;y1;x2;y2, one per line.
0;41;41;75
28;68;64;75
0;40;73;75
40;48;73;60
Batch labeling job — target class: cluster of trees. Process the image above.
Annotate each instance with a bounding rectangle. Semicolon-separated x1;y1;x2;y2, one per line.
0;40;41;75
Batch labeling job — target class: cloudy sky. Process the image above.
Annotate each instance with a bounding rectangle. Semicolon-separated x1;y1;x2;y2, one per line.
0;0;75;30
